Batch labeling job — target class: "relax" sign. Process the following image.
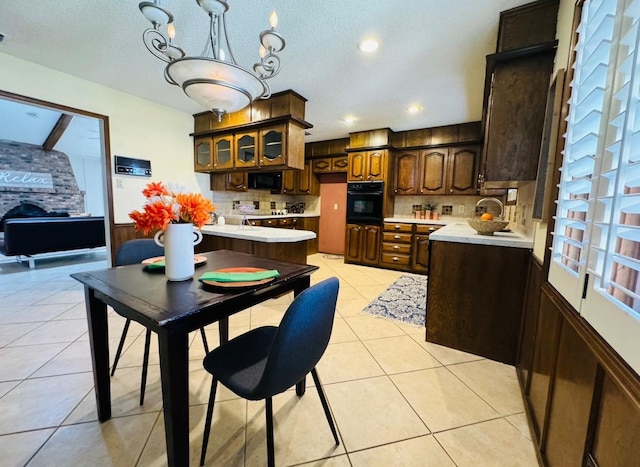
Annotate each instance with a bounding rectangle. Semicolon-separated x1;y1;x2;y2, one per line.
0;170;54;189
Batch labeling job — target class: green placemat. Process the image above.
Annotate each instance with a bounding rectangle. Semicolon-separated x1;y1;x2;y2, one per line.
198;270;280;283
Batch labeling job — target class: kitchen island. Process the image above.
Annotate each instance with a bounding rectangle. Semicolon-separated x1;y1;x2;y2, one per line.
198;225;316;265
426;222;533;364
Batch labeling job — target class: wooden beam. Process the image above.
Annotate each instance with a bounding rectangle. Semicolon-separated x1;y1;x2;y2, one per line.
43;113;73;151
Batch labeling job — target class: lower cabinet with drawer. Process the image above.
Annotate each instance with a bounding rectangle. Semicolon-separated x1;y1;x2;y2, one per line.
380;222;413;271
377;222;445;274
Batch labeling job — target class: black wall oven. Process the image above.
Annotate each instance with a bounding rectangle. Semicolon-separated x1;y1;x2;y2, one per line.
347;181;384;224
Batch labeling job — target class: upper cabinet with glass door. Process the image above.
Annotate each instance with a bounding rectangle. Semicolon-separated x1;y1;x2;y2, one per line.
194;137;213;172
259;125;287;167
193;121;305;172
235;131;258;169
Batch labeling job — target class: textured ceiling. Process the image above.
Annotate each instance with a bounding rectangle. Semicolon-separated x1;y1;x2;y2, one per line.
0;0;535;142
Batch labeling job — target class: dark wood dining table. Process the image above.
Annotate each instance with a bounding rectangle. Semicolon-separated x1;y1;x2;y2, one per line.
71;249;318;467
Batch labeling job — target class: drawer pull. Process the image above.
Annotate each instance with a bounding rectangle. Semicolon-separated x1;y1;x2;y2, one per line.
394;225;401;229
393;245;400;250
394;235;400;239
393;257;399;261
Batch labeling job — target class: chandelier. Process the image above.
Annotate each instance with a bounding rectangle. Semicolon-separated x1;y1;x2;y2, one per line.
138;0;286;121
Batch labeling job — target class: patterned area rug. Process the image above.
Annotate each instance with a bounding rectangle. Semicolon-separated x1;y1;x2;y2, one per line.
362;274;427;326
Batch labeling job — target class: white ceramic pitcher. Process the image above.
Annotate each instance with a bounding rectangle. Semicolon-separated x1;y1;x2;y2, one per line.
154;223;203;281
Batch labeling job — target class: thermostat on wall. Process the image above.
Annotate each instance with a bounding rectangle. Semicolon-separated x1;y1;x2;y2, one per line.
114;155;151;177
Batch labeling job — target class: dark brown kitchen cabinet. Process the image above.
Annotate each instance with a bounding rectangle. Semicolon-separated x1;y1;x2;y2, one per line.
348;150;387;182
209;172;248;192
282;161;319;195
412;224;443;274
380;222;413;271
393;146;479;195
419;147;479;195
345;223;380;265
426;240;530;364
392;151;420;195
312;156;349;173
481;49;555;187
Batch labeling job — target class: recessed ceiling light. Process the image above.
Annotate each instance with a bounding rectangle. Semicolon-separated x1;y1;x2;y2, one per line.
358;38;380;53
344;116;357;124
407;104;423;114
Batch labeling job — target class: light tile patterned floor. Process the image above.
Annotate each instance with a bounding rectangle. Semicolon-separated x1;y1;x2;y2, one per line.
0;253;539;466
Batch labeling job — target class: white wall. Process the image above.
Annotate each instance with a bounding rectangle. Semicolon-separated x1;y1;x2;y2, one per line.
0;52;200;223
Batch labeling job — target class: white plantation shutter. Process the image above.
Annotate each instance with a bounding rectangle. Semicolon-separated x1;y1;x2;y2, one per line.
551;0;640;374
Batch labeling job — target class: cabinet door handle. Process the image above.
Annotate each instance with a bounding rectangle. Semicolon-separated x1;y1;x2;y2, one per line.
450;189;453;193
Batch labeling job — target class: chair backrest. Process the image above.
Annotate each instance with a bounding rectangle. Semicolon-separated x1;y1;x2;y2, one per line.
115;238;164;266
254;277;339;397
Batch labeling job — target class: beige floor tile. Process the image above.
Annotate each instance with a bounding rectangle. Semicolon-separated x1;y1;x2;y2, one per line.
250;305;286;328
336;285;365;301
349;434;456;466
392;367;499;432
297;454;352;466
244;391;346;467
325;376;429;452
0;342;68;381
354;284;391;302
53;302;89;320
343;315;405;340
435;418;539;467
0;380;19;398
329;317;358;344
447;359;524;416
363;335;441;374
7;319;87;346
34;288;85;305
505;412;533;441
413;339;485;365
0;322;42;347
139;401;246;467
0;428;55;467
64;365;163;424
2;303;75;323
0;372;94;435
336;298;370;317
317;341;384;384
29;413;158;467
187;366;241;406
30;339;109;378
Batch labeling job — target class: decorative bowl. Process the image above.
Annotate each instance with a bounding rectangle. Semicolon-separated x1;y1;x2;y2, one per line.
467;218;509;236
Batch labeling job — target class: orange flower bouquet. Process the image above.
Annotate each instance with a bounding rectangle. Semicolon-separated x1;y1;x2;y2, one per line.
129;181;215;234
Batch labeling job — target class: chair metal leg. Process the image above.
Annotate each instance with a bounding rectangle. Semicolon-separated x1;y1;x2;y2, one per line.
139;329;151;406
200;327;209;354
200;378;218;466
265;397;275;467
311;368;340;445
110;319;131;376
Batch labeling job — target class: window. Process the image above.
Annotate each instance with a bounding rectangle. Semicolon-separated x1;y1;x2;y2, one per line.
550;0;640;374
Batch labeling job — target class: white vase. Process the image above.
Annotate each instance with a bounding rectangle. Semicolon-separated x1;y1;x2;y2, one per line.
154;223;203;281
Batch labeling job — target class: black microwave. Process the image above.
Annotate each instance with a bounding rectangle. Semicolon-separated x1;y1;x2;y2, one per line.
248;171;282;193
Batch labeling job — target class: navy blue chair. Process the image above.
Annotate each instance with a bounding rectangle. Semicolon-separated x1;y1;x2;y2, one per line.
200;277;340;467
111;239;209;405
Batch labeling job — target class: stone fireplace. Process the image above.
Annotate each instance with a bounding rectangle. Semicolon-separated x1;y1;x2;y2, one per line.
0;140;85;219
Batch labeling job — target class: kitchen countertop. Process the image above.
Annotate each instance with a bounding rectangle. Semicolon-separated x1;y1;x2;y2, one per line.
222;213;320;222
384;216;466;225
428;221;533;249
200;224;316;243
